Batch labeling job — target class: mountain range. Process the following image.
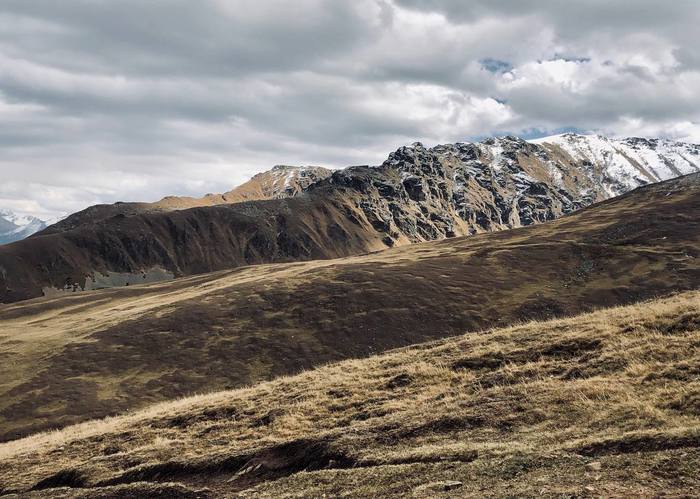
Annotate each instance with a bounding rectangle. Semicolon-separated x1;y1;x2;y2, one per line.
0;133;697;304
0;210;58;245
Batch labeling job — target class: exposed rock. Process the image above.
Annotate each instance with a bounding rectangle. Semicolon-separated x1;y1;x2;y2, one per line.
414;480;464;495
586;461;602;471
443;480;464;491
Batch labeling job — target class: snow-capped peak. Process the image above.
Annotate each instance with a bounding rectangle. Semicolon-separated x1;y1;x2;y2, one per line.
529;133;700;196
0;209;61;245
0;209;44;228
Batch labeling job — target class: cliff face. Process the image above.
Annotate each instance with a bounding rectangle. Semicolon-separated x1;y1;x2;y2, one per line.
0;134;697;304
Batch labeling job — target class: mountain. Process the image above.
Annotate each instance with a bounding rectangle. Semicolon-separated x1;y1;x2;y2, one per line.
1;290;697;497
207;164;332;203
0;173;698;442
46;165;332;233
0;210;57;245
531;133;700;195
0;134;697;305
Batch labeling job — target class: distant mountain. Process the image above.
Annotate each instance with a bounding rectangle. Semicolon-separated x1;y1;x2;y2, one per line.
0;210;59;245
530;133;700;195
0;134;697;303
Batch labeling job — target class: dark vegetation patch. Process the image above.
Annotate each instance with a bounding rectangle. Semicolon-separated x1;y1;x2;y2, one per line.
649;455;699;481
452;338;603;372
561;356;628;380
252;410;282;427
32;482;212;498
31;469;86;491
327;388;351;399
93;438;359;493
451;352;506;371
574;432;700;457
644;362;700;383
393;415;486;440
515;297;566;320
659;312;700;335
350;407;392;422
388;450;478;465
666;392;700;415
102;445;121;456
150;406;239;430
385;373;413;389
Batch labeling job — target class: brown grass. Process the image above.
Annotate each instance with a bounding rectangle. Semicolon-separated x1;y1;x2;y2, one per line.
1;291;698;497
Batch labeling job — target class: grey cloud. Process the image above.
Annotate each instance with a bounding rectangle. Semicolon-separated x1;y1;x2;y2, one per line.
0;0;698;218
674;47;700;70
0;1;379;77
395;0;699;34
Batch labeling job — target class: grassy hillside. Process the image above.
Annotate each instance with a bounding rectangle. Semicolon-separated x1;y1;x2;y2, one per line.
0;174;699;442
0;291;698;497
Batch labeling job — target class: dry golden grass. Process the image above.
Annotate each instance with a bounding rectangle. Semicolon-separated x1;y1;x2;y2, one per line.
0;291;698;497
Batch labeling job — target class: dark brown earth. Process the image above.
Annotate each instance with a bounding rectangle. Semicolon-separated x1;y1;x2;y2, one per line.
0;173;698;442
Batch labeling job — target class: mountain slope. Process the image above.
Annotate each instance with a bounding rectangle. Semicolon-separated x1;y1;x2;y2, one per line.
0;173;698;442
1;135;698;304
0;291;698;497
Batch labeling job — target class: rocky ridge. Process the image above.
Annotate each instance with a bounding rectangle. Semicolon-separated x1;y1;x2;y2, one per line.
316;133;698;246
532;133;700;195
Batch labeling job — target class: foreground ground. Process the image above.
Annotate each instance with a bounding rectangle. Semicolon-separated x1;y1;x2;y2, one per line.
1;174;699;442
0;290;698;497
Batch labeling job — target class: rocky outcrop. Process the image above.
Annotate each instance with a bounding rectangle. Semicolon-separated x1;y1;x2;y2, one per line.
329;139;583;245
313;134;697;246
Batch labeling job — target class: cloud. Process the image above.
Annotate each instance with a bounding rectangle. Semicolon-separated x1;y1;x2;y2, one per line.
0;0;698;217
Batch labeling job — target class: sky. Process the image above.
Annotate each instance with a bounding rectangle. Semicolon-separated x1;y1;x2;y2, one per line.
1;0;699;218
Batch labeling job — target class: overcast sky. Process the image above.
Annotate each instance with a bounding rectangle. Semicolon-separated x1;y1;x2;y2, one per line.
1;0;699;218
